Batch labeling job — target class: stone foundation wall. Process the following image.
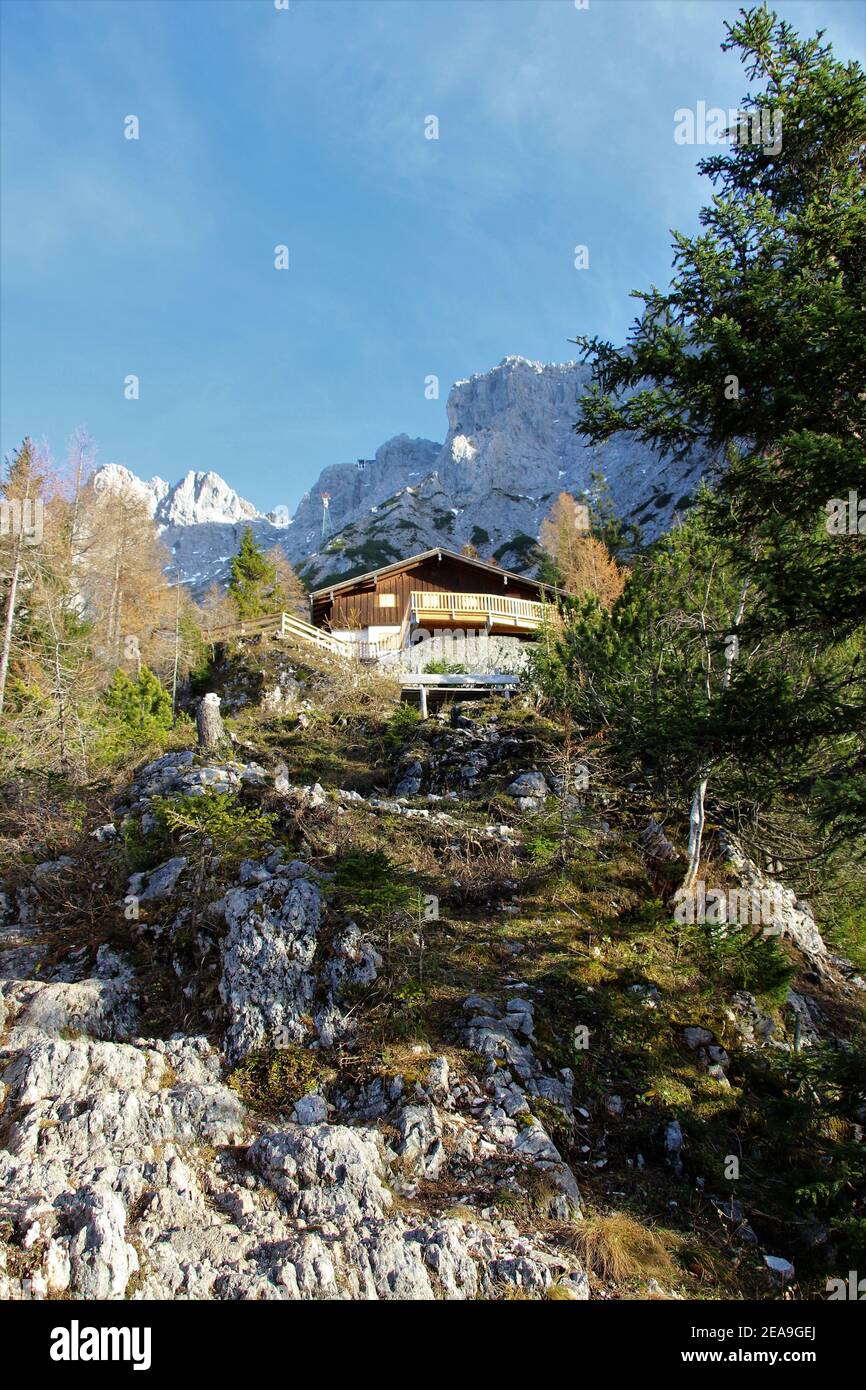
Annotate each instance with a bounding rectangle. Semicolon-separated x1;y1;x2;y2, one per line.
388;632;532;675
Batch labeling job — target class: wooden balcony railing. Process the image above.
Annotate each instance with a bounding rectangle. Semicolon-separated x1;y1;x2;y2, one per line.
409;591;545;627
353;631;403;661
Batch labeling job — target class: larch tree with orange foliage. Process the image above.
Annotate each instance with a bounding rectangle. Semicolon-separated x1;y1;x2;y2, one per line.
539;492;625;609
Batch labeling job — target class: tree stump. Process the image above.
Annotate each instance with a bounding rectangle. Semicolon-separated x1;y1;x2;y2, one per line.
196;692;225;750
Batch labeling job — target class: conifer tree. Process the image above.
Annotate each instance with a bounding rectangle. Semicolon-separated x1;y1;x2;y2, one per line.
228;527;280;620
560;5;866;873
105;664;172;738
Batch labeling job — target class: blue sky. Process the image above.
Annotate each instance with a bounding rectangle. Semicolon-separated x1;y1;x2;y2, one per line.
2;0;864;513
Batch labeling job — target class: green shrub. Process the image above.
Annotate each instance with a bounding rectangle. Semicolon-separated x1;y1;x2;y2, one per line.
385;702;421;749
228;1045;333;1116
682;922;796;1003
423;659;467;675
121;816;171;874
105;665;172;738
151;791;277;871
526;833;559;865
826;880;866;972
331;849;412;917
759;1045;866;1269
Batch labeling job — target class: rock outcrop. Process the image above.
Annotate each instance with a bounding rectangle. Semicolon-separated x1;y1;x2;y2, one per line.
0;748;591;1302
0;948;587;1301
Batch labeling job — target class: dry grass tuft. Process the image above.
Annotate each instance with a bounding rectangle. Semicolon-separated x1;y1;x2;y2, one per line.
564;1211;678;1285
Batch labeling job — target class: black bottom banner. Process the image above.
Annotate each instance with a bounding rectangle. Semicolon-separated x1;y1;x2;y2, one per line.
3;1295;860;1378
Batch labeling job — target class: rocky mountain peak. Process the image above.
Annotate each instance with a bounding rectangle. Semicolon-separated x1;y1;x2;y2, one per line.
90;463;169;518
155;471;261;528
90;355;712;594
